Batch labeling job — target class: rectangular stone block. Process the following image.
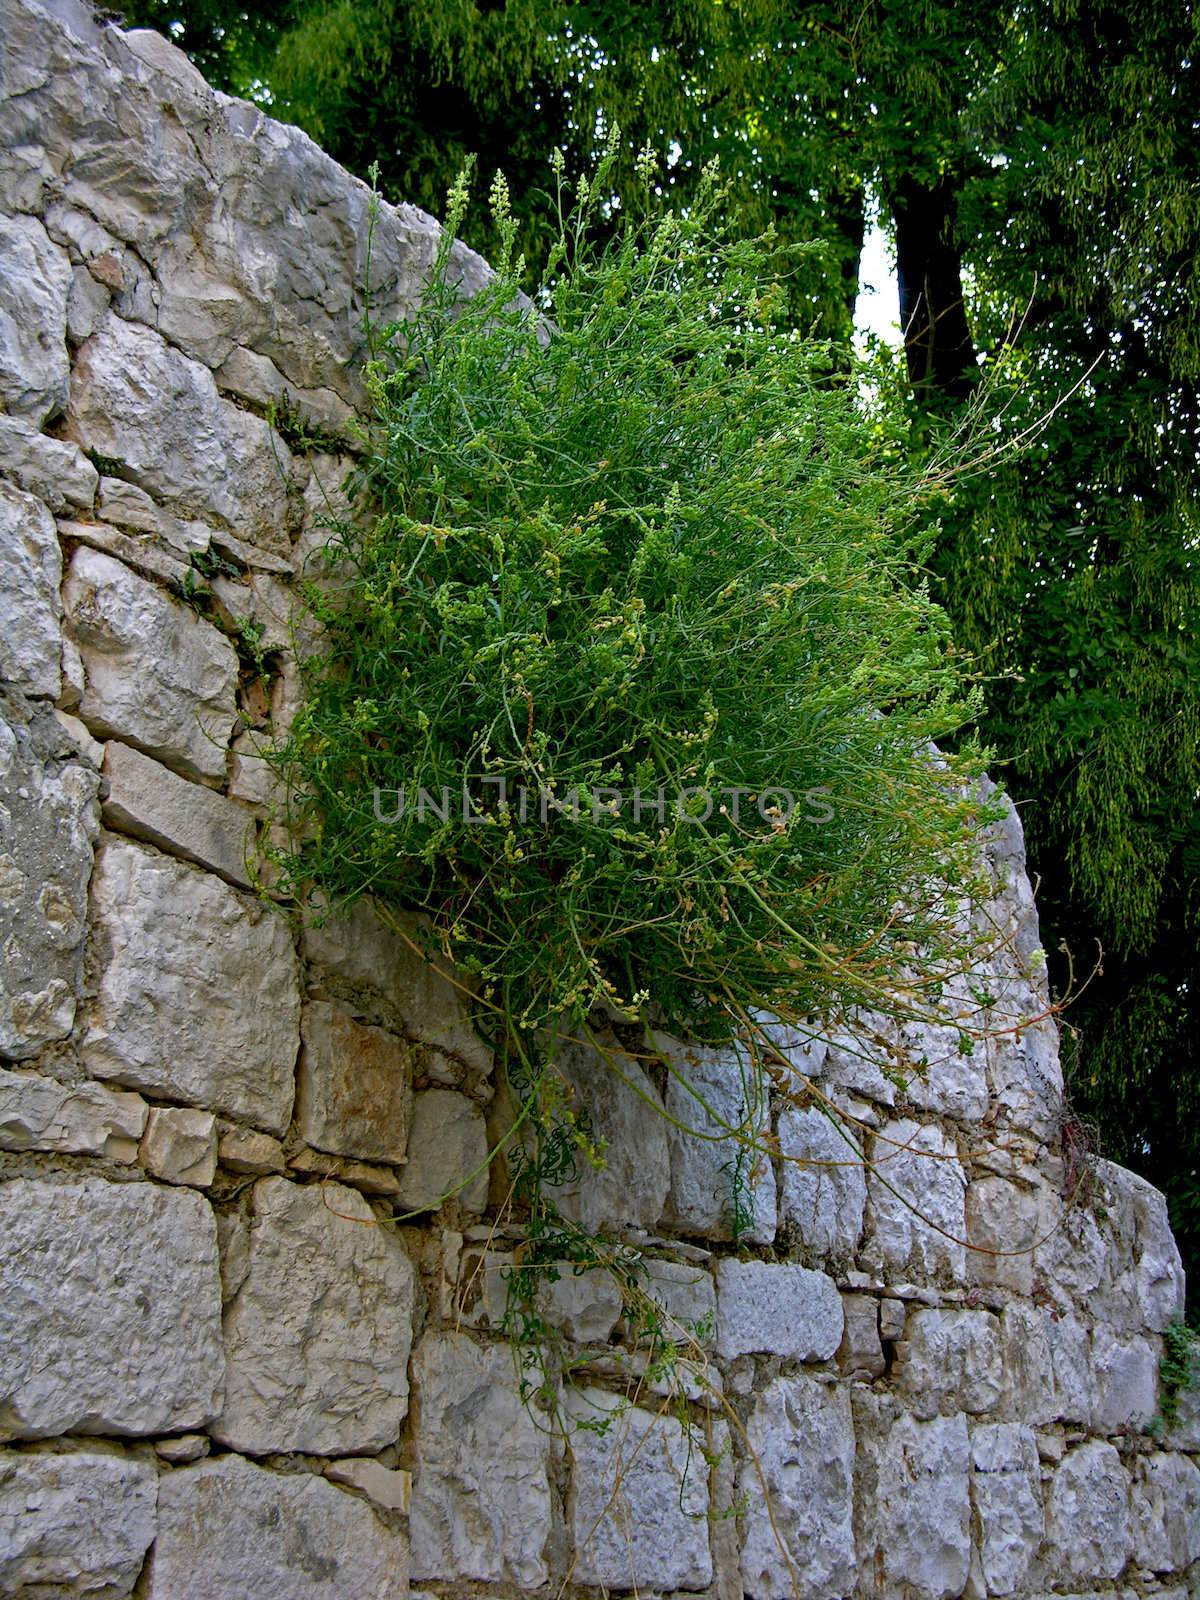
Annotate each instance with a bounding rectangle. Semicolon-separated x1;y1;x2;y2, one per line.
970;1422;1043;1596
140;1105;217;1187
0;414;97;512
866;1117;967;1279
0;1449;157;1599
83;838;300;1133
0;703;99;1058
0;1066;146;1162
395;1088;487;1215
409;1332;553;1588
740;1374;856;1599
149;1455;407;1599
894;1307;1003;1418
62;545;238;784
0;480;61;698
715;1258;842;1360
0;1176;224;1436
298;999;413;1164
565;1387;711;1592
212;1178;416;1455
778;1102;866;1258
102;739;257;887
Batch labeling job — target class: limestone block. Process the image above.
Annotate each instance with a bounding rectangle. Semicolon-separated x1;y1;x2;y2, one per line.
655;1032;776;1244
68;258;111;341
288;1145;401;1196
140;1105;217;1187
1130;1451;1200;1572
777;1103;866;1258
0;1067;146;1162
985;998;1063;1140
565;1387;711;1592
894;1308;1003;1418
739;1374;856;1599
409;1332;553;1588
0;1176;223;1436
62;546;238;783
1043;1440;1131;1585
0;702;99;1058
1090;1323;1158;1433
838;1292;886;1379
548;1035;670;1234
84;839;300;1133
715;1258;842;1361
217;1125;286;1175
298;1000;413;1164
1090;1158;1186;1334
395;1088;487;1214
325;1458;412;1514
1034;1195;1106;1309
0;481;61;698
854;1397;971;1599
895;995;989;1123
970;1422;1043;1597
1000;1301;1095;1425
0;214;70;423
148;1455;407;1599
965;1174;1041;1295
0;414;97;512
538;1264;623;1343
213;1177;416;1455
645;1258;717;1344
0;1449;157;1599
154;1434;208;1463
822;1009;899;1105
302;900;492;1075
66;316;294;556
101;740;254;887
866;1117;967;1279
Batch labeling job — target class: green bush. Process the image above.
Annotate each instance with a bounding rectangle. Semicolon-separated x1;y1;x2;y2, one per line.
271;149;993;1055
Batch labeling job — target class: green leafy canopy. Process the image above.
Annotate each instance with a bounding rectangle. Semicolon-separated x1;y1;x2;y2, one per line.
270;149;996;1047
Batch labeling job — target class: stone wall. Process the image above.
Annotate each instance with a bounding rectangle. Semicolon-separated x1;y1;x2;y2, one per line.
0;1;1196;1595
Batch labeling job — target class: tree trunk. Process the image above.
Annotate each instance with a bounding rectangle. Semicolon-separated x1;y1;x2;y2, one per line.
890;172;977;403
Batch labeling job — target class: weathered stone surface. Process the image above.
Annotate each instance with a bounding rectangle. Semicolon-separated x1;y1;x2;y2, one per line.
95;475;210;556
1089;1157;1186;1334
0;413;97;512
549;1035;670;1234
62;546;238;783
838;1292;886;1379
288;1145;402;1196
0;213;70;423
298;999;413;1164
566;1387;711;1592
970;1422;1043;1596
822;1010;899;1105
0;1449;157;1599
213;1177;416;1455
217;1124;286;1174
0;702;99;1058
739;1374;856;1600
154;1434;208;1463
325;1458;413;1514
655;1032;777;1244
1044;1440;1131;1585
0;481;60;698
0;1176;223;1436
0;1066;146;1161
395;1088;487;1213
1130;1451;1200;1572
541;1264;624;1343
148;1454;407;1599
140;1105;217;1186
894;1308;1004;1418
84;838;300;1132
965;1175;1042;1296
895;992;990;1123
777;1103;866;1258
1000;1300;1095;1426
715;1258;842;1361
1089;1323;1158;1433
410;1333;553;1588
645;1258;717;1344
303;901;492;1075
854;1397;971;1599
66;316;294;555
866;1117;967;1279
985;987;1063;1140
102;740;256;887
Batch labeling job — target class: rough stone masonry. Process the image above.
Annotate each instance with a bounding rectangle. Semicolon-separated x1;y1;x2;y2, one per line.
0;0;1196;1595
